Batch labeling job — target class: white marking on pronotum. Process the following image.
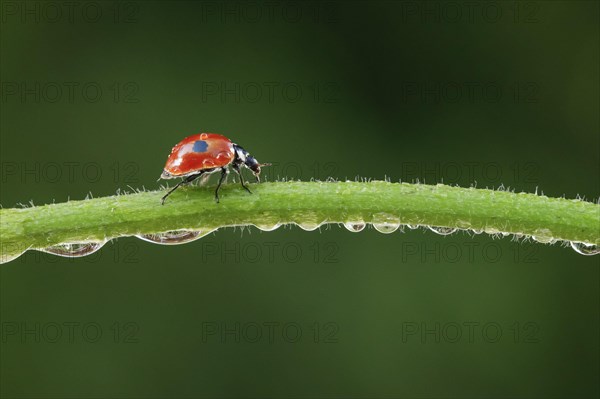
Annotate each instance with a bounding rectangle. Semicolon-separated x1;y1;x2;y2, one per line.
235;146;247;162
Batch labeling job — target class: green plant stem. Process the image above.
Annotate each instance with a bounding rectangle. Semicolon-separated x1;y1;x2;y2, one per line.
1;181;599;262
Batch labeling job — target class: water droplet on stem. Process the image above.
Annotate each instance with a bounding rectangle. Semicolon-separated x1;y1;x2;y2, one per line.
428;226;457;236
39;242;106;257
372;213;401;234
136;230;214;245
255;223;281;232
297;222;322;231
373;223;400;234
570;242;600;256
344;222;366;232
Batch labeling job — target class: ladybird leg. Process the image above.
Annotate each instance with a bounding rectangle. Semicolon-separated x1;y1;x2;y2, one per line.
161;172;204;205
232;163;252;194
214;167;228;203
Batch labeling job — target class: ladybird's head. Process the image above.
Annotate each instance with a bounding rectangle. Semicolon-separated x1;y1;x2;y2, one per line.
245;155;271;182
234;144;271;182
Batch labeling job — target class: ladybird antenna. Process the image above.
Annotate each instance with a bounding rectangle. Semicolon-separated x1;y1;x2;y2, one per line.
258;163;272;167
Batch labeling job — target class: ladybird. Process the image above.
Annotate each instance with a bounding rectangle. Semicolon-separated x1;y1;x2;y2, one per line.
159;133;270;204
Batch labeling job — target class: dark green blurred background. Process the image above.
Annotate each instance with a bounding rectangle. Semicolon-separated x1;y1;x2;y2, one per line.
1;1;598;397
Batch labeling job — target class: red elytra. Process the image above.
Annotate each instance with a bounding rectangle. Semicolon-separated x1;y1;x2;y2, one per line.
162;133;234;177
159;133;270;204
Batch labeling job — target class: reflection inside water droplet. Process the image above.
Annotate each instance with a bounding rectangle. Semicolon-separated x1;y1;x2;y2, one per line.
297;222;322;232
373;223;400;234
344;222;366;233
570;242;600;256
428;226;457;236
38;242;106;257
371;213;401;234
405;224;419;230
531;235;554;244
255;223;281;232
136;229;215;245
